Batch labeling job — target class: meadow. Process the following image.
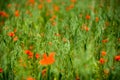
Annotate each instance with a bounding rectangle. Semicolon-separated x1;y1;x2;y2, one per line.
0;0;120;80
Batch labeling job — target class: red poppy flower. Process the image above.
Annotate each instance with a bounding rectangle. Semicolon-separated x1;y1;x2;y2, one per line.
101;51;106;56
35;53;40;59
102;39;108;43
86;14;90;20
50;15;56;21
29;0;35;5
115;55;120;61
0;11;9;18
71;0;76;3
14;10;20;17
25;50;33;58
38;4;43;9
0;68;3;73
84;26;89;31
53;5;60;12
46;0;52;3
66;4;74;11
95;17;99;22
99;58;105;64
8;32;15;37
39;52;55;65
13;36;18;42
27;77;35;80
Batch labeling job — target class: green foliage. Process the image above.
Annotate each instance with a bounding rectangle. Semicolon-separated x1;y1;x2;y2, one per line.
0;0;120;80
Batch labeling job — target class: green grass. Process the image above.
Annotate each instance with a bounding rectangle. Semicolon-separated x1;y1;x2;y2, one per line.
0;0;120;80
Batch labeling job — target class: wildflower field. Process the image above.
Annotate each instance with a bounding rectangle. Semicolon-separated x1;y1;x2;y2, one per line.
0;0;120;80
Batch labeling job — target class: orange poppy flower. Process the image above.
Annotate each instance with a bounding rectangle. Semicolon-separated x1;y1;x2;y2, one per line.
69;4;74;9
101;51;106;56
53;5;60;12
0;68;3;73
95;17;99;22
29;53;33;58
25;50;33;58
71;0;76;3
27;77;35;80
115;55;120;61
13;36;18;42
39;0;44;2
14;10;20;17
39;52;55;65
28;0;35;5
82;24;89;31
46;0;52;3
86;14;90;20
35;53;40;59
7;4;12;8
102;39;108;43
66;4;74;11
50;15;56;21
84;26;89;31
38;4;43;9
99;58;105;64
8;32;15;37
0;11;9;18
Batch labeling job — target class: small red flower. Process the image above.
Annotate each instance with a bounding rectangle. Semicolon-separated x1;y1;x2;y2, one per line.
38;4;43;9
13;36;18;42
84;26;89;31
25;50;33;58
53;5;60;12
46;0;52;3
115;55;120;61
0;68;3;73
35;53;40;59
0;11;9;18
82;25;89;31
14;10;20;17
8;32;15;37
27;77;35;80
95;17;99;22
29;0;35;5
102;39;108;43
39;52;55;65
25;50;32;54
71;0;76;3
99;58;105;64
101;51;106;56
86;14;90;20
